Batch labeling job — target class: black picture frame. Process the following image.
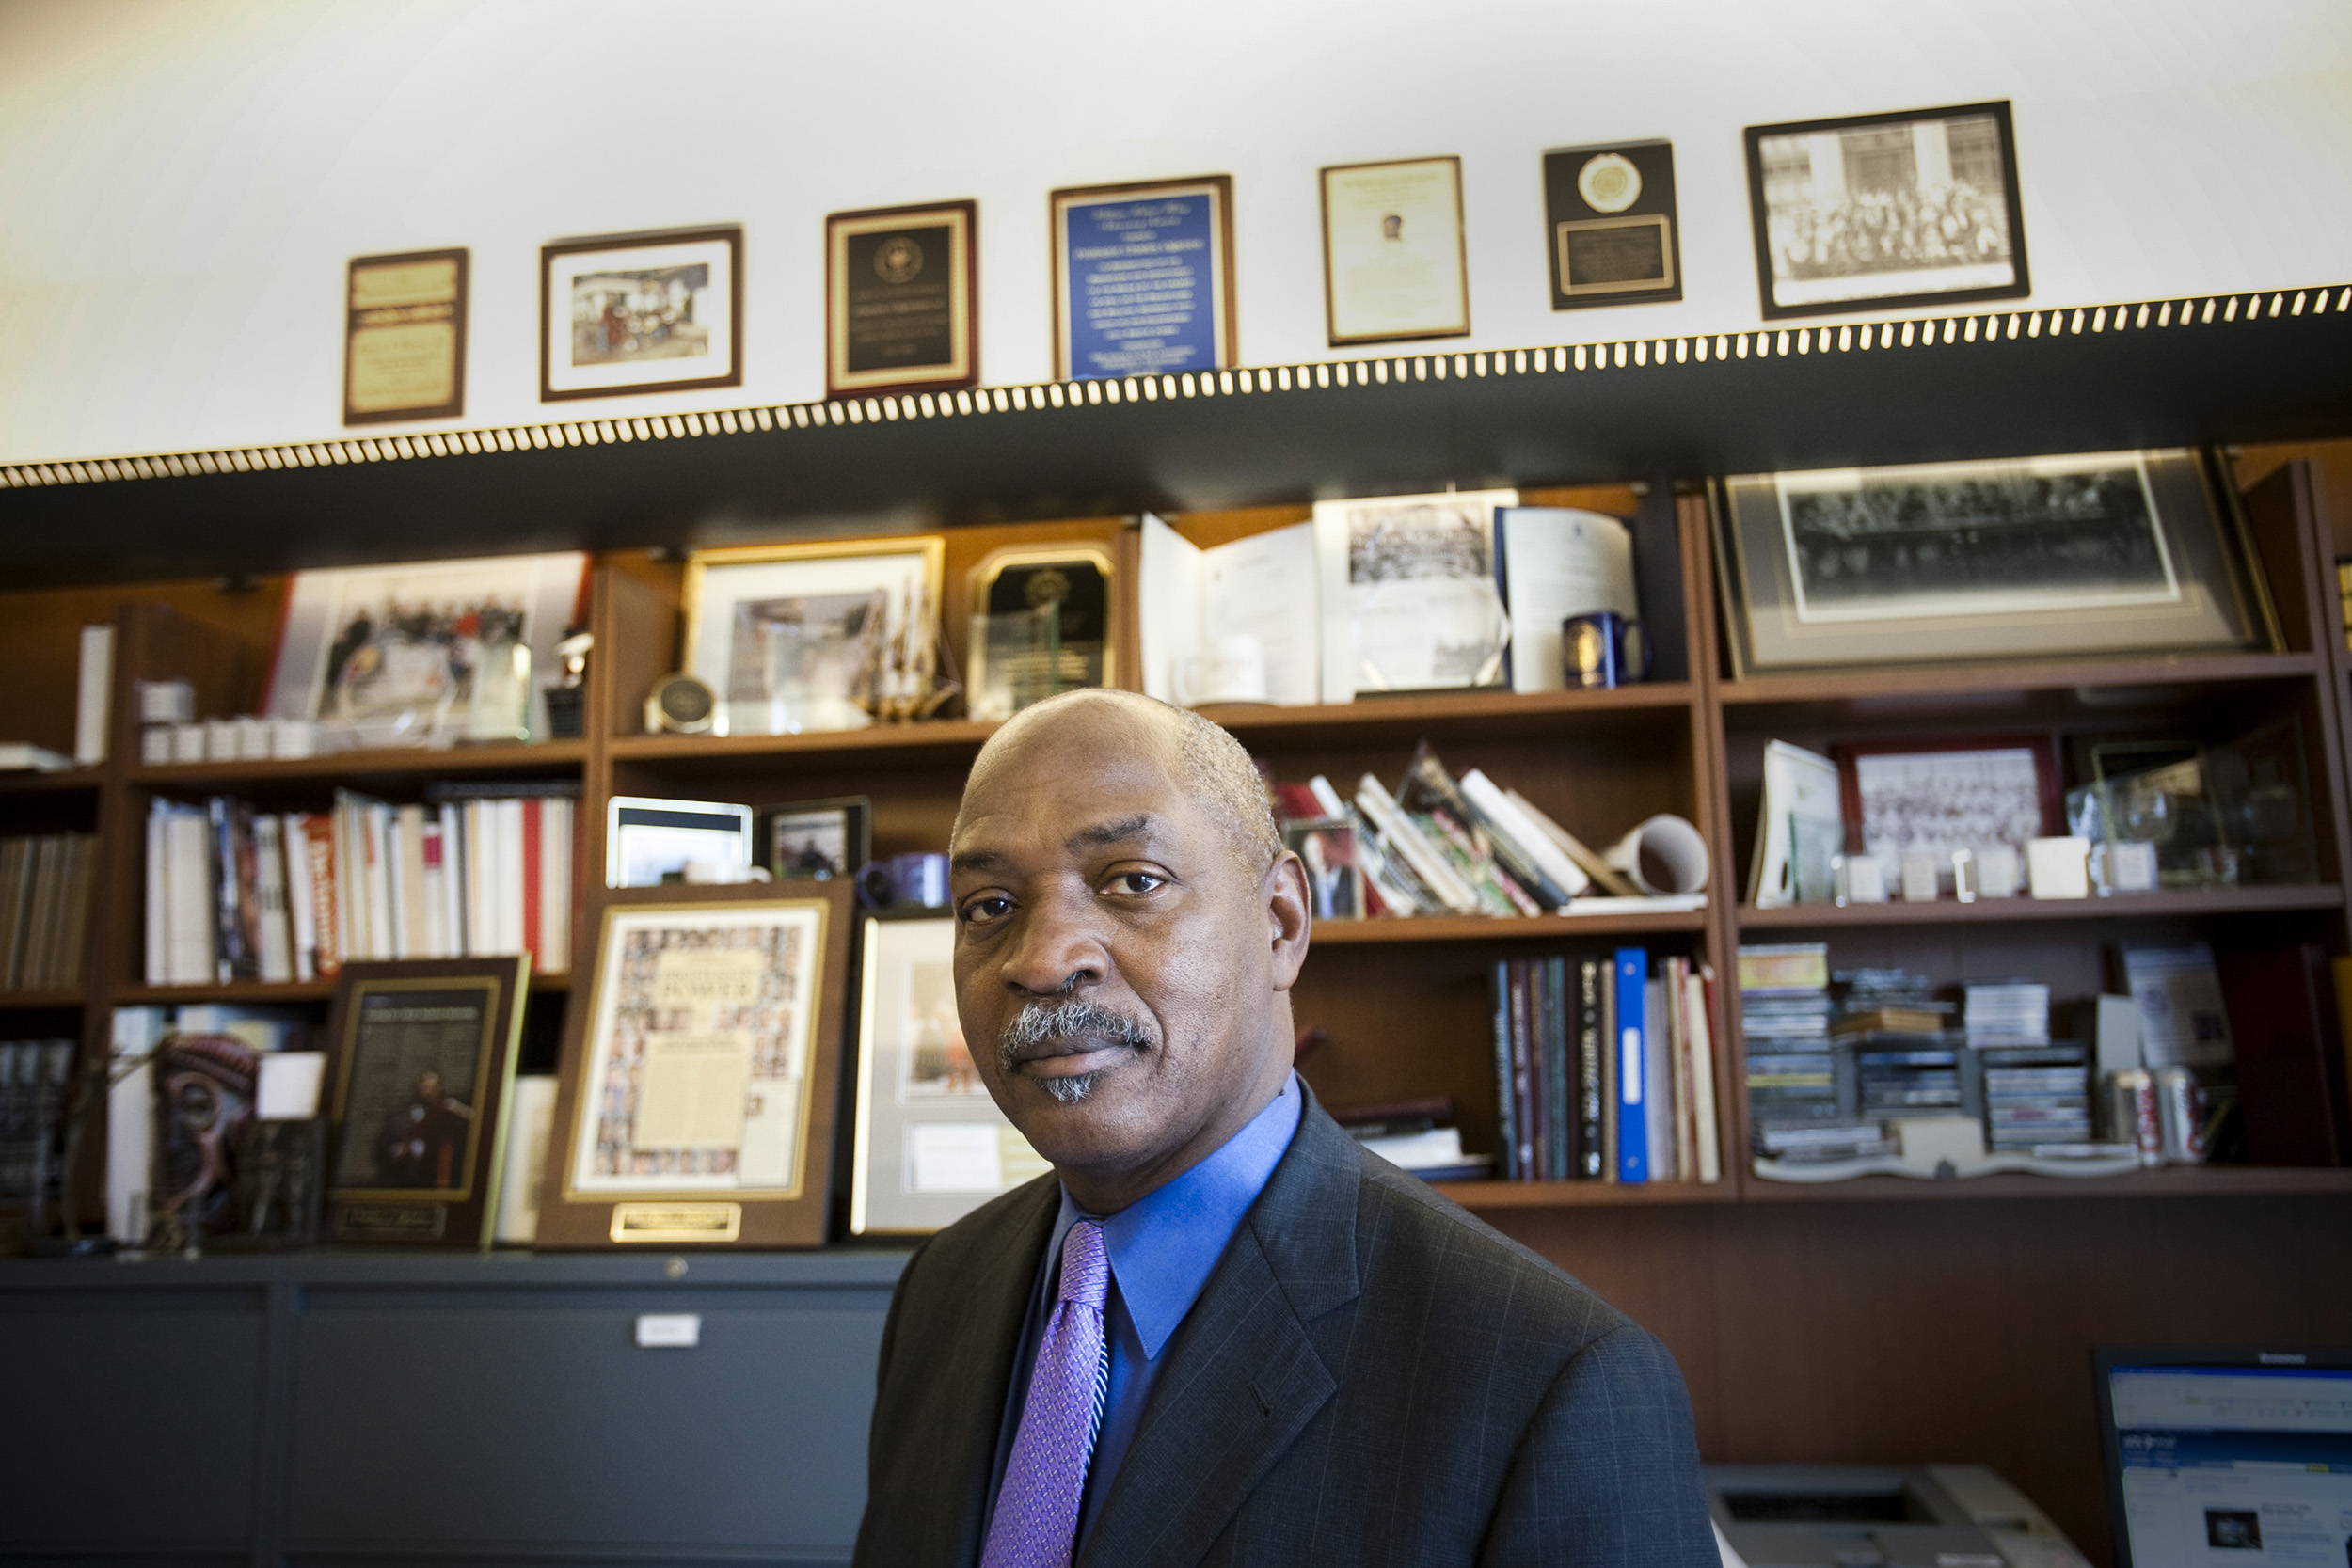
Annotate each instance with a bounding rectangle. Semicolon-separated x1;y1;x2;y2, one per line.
1742;100;2029;321
757;796;872;881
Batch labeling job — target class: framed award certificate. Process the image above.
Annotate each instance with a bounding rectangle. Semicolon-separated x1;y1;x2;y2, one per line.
1050;175;1235;381
1319;155;1470;346
343;247;468;424
826;200;978;399
538;880;852;1248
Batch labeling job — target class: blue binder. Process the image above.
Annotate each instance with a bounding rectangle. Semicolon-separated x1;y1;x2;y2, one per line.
1614;948;1647;1184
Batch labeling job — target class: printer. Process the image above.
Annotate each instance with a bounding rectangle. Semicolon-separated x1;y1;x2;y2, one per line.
1707;1465;2091;1568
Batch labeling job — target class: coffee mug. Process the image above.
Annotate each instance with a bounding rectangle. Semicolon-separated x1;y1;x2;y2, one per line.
1562;612;1650;689
1172;634;1269;707
858;852;951;911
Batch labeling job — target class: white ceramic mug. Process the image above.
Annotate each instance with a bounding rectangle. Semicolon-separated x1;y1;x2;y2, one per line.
1603;814;1710;896
1173;634;1269;706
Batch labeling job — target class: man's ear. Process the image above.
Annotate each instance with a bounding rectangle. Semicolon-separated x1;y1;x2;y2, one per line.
1263;849;1311;991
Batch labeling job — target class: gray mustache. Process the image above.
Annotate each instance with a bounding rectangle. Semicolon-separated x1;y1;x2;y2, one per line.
997;998;1155;1071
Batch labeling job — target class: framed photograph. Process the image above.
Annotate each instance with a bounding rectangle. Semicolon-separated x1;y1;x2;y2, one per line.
1319;156;1470;346
759;796;870;880
682;538;946;737
1287;820;1364;921
344;247;468;424
540;225;741;401
850;913;1049;1235
1051;175;1235;382
1311;488;1518;702
1834;736;2060;895
826;200;977;399
261;552;589;746
1713;449;2280;676
319;956;531;1248
1743;100;2028;320
1542;142;1680;309
965;545;1118;721
606;796;755;889
538;880;852;1248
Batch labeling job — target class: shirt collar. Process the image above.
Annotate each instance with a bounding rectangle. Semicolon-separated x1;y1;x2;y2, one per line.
1057;1072;1302;1360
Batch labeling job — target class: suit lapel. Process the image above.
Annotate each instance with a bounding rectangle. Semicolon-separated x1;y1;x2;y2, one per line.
1077;1096;1365;1568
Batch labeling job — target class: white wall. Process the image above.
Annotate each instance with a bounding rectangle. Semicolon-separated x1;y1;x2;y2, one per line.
1;0;2347;465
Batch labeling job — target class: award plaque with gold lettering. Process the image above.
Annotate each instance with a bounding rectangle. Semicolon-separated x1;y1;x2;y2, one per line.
538;880;851;1248
825;200;978;400
343;247;469;424
320;955;530;1248
1542;140;1682;310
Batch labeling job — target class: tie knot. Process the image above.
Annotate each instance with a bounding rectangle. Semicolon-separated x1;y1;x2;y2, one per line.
1058;1220;1108;1310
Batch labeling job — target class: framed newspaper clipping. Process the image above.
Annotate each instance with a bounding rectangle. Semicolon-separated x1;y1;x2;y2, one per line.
538;879;852;1247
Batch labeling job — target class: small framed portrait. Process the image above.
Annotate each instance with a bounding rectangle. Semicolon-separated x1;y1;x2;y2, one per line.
540;224;742;401
964;545;1118;721
758;796;871;881
538;880;853;1248
344;247;468;424
826;200;978;399
1541;142;1681;309
1742;100;2028;320
1050;175;1235;382
1833;736;2061;895
1713;449;2279;675
1286;819;1364;921
1319;155;1470;346
319;956;532;1248
682;538;946;736
850;913;1050;1235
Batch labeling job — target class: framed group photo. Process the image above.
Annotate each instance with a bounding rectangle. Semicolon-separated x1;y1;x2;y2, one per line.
1833;736;2060;896
537;880;853;1248
826;200;978;399
1050;175;1235;382
541;225;742;401
1744;100;2027;320
1312;487;1518;702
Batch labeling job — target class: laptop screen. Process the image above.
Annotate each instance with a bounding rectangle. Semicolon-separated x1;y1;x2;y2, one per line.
2099;1350;2352;1568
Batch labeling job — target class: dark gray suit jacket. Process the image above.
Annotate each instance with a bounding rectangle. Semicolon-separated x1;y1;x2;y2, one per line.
855;1088;1715;1567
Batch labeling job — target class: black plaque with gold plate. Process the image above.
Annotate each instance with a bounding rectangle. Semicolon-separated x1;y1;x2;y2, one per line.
826;200;978;400
1542;140;1682;309
965;544;1118;721
320;956;530;1248
537;880;852;1249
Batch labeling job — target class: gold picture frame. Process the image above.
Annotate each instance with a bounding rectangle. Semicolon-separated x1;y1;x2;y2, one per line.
1318;155;1470;347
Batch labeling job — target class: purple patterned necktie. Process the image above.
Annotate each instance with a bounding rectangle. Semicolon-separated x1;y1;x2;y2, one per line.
980;1219;1111;1568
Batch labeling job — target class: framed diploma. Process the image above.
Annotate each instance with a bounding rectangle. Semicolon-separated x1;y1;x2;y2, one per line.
319;956;531;1248
1318;155;1470;346
1050;175;1235;381
1542;141;1682;309
343;247;468;424
538;880;851;1248
826;200;978;399
539;224;742;402
850;913;1049;1235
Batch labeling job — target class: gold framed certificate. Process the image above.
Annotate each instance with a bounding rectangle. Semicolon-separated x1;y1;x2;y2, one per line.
343;248;468;424
1319;156;1470;346
538;880;852;1248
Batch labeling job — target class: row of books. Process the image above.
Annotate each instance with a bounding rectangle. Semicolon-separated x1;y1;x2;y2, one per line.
144;785;576;986
0;832;97;991
1486;948;1723;1184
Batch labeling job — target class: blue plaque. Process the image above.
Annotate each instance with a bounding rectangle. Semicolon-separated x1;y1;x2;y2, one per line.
1051;177;1233;382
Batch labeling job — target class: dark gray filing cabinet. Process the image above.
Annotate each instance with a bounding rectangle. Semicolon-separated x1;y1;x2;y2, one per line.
0;1250;908;1568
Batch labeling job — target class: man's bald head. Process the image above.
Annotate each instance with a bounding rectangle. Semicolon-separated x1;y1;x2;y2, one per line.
954;689;1281;876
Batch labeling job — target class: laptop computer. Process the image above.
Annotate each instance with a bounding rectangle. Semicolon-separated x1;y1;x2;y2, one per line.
2095;1345;2352;1568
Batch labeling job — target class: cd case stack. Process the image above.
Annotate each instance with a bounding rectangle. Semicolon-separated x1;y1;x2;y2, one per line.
1964;979;2090;1150
1836;968;1964;1120
1740;944;1872;1162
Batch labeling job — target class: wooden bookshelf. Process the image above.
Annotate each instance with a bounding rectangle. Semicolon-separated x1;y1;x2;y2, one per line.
1738;884;2347;929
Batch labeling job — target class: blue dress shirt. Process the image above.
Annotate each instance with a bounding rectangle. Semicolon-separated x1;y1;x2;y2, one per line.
983;1073;1304;1550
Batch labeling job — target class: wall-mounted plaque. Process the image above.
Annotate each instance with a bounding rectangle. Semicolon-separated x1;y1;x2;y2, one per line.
826;200;977;399
1542;141;1681;309
343;248;468;424
964;544;1117;721
320;956;531;1249
538;881;851;1248
1050;175;1235;382
1319;155;1470;346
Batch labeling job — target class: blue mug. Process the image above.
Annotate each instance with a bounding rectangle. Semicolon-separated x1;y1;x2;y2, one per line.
1562;612;1651;689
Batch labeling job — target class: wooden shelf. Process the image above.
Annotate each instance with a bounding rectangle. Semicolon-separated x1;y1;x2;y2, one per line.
0;768;103;796
1738;884;2344;929
1741;1163;2352;1203
1313;909;1707;944
1442;1178;1738;1209
1198;683;1695;746
116;973;570;1005
131;739;586;786
0;989;85;1009
610;721;997;766
1717;652;2319;726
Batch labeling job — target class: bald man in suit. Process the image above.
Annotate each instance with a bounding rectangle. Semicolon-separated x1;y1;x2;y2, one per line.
856;689;1713;1568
